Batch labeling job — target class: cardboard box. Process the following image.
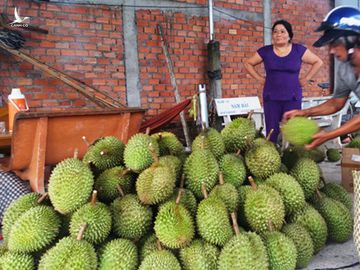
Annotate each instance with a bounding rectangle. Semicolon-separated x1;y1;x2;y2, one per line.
341;148;360;192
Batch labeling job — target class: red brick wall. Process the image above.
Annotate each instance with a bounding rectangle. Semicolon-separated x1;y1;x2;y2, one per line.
0;0;332;117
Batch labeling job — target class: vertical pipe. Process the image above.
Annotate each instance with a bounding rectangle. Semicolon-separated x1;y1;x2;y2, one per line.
199;84;209;128
208;0;214;41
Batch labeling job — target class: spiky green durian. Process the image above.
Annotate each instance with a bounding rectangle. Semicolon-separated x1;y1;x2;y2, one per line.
98;239;138;270
237;185;252;229
82;136;124;171
246;231;269;270
209;182;239;212
289;203;328;253
282;223;314;269
290;158;320;200
311;194;353;243
139;250;181;270
151;131;184;156
221;117;256;152
320;182;352;210
265;172;305;215
69;198;112;245
282;117;319;146
168;188;198;216
154;201;194;249
303;148;326;163
180;239;219;270
281;146;303;170
262;231;297;270
136;163;175;205
346;137;360;148
196;197;233;246
123;133;159;172
111;194;153;239
7;206;60;253
38;237;97;270
0;252;35;270
94;166;134;203
139;234;163;262
2;192;44;243
219;153;246;187
158;155;183;180
245;144;281;179
48;157;94;214
192;128;225;159
183;149;219;198
244;184;285;233
326;148;341;162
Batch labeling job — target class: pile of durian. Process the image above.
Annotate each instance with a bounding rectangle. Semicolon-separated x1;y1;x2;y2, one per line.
0;116;353;270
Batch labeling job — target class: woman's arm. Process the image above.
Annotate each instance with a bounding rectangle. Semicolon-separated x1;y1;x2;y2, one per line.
300;49;323;86
243;52;265;83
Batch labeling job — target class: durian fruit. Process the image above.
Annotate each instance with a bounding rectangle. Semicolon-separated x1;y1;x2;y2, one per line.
303;148;326;163
94;166;134;203
209;171;239;212
311;192;353;243
98;238;138;270
183;141;219;198
320;182;352;210
123;133;159;172
154;191;194;249
282;223;314;269
82;136;124;171
0;251;35;270
346;137;360;148
38;225;97;270
244;177;285;233
196;184;233;246
7;206;60;253
136;146;176;205
151;131;184;156
237;185;252;229
245;144;281;179
2;192;47;243
221;117;256;152
282;117;319;146
219;152;246;188
281;146;302;170
111;193;153;240
139;249;181;270
262;230;297;270
158;155;183;181
218;213;268;270
289;203;328;253
69;191;112;245
265;172;305;215
179;239;219;270
192;127;225;159
139;233;164;262
290;158;320;200
48;156;94;214
326;148;341;162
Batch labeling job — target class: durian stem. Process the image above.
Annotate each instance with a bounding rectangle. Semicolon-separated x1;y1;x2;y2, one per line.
201;122;207;131
248;176;257;191
156;239;163;251
73;148;79;159
200;135;206;150
176;189;183;205
148;143;159;164
37;192;48;204
91;190;97;206
145;127;151;135
201;182;208;199
320;177;327;188
316;189;322;199
117;185;125;197
82;136;90;147
231;212;240;236
247;110;254;119
100;150;109;156
268;220;274;232
121;168;131;176
235;149;241;156
266;129;274;141
158;132;163;140
219;171;224;185
76;223;87;241
180;174;185;188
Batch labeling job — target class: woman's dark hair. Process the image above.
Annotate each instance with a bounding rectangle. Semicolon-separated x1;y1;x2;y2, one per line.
272;20;293;42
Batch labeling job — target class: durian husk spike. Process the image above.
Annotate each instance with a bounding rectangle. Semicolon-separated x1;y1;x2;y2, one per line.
90;190;98;206
175;189;183;205
266;129;274;141
201;182;208;199
248;176;257;191
247;110;254;120
73;148;79;159
180;174;185;189
148;142;159;164
117;185;125;197
219;171;224;185
37;192;48;204
231;212;240;236
76;223;87;241
145;127;151;135
82;136;90;148
156;239;163;251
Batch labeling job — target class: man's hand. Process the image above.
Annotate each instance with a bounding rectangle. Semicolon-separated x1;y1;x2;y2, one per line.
282;109;305;122
304;130;330;150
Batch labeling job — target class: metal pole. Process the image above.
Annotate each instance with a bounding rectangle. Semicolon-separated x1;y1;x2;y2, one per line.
199;84;209;128
208;0;214;41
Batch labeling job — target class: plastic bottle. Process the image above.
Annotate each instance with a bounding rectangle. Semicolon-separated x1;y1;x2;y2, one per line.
8;88;29;133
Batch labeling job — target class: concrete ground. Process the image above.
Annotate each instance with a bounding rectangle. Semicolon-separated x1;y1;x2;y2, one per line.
304;161;359;270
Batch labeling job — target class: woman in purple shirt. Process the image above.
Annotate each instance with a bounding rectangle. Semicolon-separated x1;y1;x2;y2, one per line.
244;20;323;143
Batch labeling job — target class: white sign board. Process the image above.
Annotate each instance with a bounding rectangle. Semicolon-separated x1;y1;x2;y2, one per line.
215;97;261;116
